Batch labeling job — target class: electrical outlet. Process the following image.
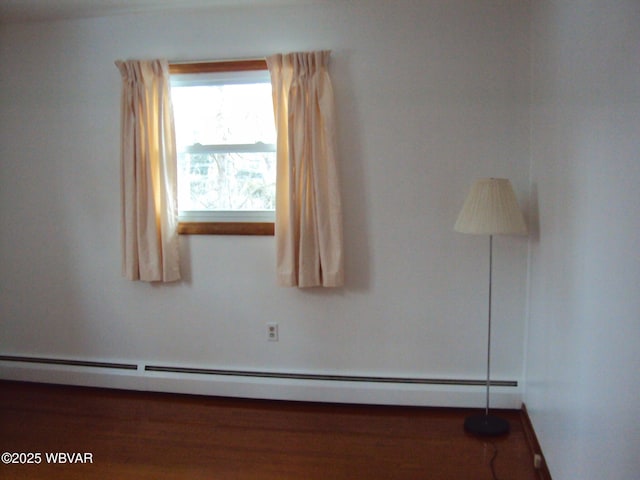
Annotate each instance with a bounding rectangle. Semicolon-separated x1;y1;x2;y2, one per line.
267;323;279;342
533;454;543;469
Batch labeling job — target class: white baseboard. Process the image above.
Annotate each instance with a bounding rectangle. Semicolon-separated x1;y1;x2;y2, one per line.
0;355;522;409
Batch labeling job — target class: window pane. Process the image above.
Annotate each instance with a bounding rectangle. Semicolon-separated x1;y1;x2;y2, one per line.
178;151;276;211
172;83;275;147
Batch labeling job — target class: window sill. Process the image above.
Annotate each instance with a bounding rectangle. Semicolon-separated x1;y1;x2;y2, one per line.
178;222;274;236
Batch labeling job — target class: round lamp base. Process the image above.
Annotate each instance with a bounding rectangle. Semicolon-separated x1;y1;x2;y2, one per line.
464;414;510;436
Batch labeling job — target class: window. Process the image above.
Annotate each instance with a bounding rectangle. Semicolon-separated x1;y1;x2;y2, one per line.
170;60;276;235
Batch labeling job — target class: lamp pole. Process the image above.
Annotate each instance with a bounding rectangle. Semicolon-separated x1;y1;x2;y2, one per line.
485;234;493;417
463;233;509;436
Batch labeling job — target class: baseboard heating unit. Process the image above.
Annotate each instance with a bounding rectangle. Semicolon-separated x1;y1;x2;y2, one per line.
0;354;521;408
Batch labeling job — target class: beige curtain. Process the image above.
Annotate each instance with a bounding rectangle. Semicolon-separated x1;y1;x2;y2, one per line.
267;51;344;288
116;59;180;282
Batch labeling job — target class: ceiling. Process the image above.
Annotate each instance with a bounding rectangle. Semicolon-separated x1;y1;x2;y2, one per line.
0;0;312;23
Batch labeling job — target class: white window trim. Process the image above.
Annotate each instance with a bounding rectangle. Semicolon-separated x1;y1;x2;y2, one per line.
179;210;275;223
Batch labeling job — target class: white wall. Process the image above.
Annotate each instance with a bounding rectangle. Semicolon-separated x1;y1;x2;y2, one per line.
0;0;531;405
3;0;639;474
526;1;640;478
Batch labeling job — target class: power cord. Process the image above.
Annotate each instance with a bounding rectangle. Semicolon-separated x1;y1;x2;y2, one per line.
487;441;500;480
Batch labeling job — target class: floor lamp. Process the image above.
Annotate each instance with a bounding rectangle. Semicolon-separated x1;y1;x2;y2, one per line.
454;178;527;436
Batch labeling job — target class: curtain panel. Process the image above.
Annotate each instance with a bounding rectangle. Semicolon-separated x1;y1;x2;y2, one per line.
115;59;180;282
267;51;344;288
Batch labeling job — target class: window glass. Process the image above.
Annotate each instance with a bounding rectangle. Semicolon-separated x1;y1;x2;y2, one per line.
170;67;276;224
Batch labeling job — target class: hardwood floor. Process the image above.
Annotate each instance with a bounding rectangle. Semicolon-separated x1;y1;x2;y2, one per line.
0;381;544;479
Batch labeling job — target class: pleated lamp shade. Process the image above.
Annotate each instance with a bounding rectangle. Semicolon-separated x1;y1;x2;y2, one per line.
454;178;527;235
